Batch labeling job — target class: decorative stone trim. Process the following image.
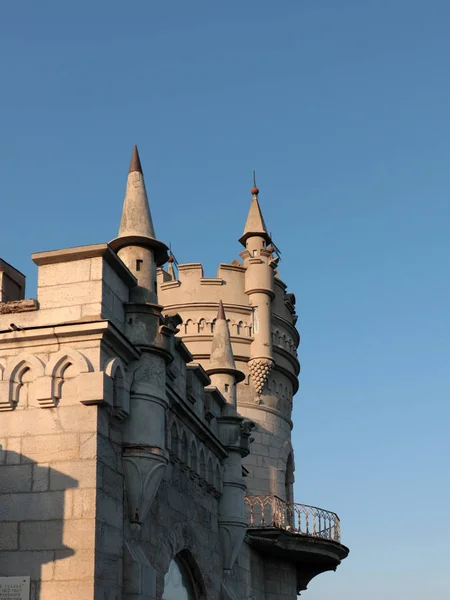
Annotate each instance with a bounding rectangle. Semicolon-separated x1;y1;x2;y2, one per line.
0;348;129;411
123;445;169;525
0;352;45;411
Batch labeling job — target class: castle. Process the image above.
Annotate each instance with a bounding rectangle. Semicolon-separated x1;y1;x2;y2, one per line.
0;147;349;599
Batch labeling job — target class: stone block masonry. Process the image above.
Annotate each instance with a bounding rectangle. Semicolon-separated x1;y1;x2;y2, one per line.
0;402;101;600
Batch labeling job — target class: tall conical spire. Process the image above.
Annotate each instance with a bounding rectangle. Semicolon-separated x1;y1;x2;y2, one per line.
118;145;155;240
238;181;271;247
207;301;245;381
110;145;168;266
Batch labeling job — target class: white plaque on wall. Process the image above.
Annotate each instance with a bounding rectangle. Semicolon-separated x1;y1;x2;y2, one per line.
0;577;30;600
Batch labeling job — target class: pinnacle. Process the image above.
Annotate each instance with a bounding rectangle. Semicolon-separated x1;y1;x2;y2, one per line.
129;145;143;174
207;300;244;383
217;299;226;321
209;305;237;372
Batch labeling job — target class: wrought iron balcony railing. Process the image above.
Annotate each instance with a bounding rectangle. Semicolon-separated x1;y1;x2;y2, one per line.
244;495;341;543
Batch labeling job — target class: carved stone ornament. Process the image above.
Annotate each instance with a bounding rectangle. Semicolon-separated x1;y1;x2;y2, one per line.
123;445;169;526
248;357;274;395
218;519;247;575
0;349;119;411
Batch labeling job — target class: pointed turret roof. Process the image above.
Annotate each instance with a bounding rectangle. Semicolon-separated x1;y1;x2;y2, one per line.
110;146;168;265
206;301;245;382
238;184;272;246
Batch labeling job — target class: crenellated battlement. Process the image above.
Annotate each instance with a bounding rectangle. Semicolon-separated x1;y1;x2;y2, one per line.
158;261;297;329
158;261;247;306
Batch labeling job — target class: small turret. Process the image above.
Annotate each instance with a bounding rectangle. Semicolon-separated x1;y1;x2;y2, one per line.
239;182;276;398
110;145;168;303
207;301;245;410
208;300;251;575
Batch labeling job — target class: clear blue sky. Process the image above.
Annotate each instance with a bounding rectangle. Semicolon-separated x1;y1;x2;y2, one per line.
1;1;450;598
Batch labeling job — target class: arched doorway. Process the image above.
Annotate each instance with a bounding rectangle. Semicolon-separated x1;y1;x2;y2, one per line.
162;552;203;600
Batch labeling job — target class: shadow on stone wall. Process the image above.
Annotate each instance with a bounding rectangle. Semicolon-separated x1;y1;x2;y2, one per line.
0;445;78;599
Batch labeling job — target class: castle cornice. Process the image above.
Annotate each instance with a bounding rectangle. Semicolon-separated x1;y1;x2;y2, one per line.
0;319;140;363
162;302;253;317
237;402;294;430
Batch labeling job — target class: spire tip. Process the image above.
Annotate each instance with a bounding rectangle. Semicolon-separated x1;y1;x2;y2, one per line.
251;170;259;196
129;145;143;174
217;300;226;320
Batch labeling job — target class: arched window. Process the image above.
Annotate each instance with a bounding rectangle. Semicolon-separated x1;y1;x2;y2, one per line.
170;422;179;458
285;452;294;504
190;441;198;473
181;431;189;465
162;553;202;600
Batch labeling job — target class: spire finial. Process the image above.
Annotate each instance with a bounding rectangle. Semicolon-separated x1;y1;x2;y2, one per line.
217;300;226;321
129;145;143;174
251;170;259;197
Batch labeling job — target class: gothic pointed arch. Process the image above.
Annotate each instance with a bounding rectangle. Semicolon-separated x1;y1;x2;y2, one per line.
190;439;198;473
41;348;109;407
45;348;93;378
199;447;206;481
277;439;295;503
105;357;130;420
214;461;221;493
207;455;214;486
1;353;45;410
181;430;189;465
169;420;180;460
159;522;207;600
162;549;206;600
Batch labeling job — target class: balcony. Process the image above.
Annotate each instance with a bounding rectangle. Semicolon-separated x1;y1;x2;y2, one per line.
245;495;341;542
244;495;349;595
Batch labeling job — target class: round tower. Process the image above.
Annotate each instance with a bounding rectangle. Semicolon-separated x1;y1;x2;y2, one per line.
157;182;300;502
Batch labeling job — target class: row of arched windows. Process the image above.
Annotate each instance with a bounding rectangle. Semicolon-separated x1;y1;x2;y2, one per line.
183;318;252;337
168;419;222;494
266;379;293;404
272;330;297;356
